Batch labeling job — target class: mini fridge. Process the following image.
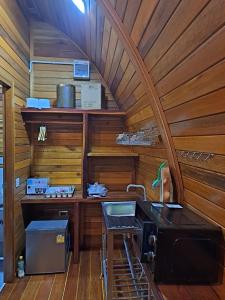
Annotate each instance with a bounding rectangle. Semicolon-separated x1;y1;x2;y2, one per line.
25;220;69;274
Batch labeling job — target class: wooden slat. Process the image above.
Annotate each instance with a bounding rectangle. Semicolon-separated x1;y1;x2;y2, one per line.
165;87;225;123
138;0;180;57
156;23;225;96
161;58;225;110
183;176;225;209
144;0;209;71
170;112;225;136
173;136;225;155
180;163;225;192
130;0;158;46
184;189;225;227
151;0;225;83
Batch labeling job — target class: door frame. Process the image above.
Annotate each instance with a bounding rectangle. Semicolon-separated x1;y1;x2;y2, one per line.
1;80;15;282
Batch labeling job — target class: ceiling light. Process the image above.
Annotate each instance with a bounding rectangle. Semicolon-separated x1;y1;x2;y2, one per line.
72;0;85;13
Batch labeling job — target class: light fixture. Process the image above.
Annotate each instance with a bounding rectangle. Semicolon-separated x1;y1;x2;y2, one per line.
72;0;85;13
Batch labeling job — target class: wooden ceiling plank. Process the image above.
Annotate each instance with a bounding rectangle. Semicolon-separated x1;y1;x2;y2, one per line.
138;0;180;58
99;18;111;74
110;51;129;94
90;0;97;62
97;0;184;201
115;0;128;21
151;0;225;84
122;0;141;34
130;0;158;46
156;23;225;97
95;5;105;68
104;28;118;81
144;0;209;72
107;38;124;86
115;61;135;99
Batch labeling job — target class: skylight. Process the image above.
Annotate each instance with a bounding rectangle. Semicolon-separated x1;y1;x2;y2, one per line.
72;0;85;13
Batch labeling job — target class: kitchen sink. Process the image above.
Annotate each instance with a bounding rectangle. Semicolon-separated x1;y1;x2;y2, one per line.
102;201;136;217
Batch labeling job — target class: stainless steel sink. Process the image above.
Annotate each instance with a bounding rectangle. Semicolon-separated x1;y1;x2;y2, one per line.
102;201;136;217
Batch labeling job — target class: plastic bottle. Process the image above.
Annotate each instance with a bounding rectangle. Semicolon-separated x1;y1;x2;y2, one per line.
17;256;25;278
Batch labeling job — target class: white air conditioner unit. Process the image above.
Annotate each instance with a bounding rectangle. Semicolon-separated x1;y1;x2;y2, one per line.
73;60;90;80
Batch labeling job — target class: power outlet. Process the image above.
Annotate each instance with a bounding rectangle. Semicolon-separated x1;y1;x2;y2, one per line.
16;177;20;188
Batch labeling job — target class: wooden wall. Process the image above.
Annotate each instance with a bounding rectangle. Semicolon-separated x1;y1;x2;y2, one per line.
85;1;168;201
31;21;117;110
144;0;225;234
0;0;30;269
29;21;120;192
2;0;225;278
86;0;225;232
88;115;135;191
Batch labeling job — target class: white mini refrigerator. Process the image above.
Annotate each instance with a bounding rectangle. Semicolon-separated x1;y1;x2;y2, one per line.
25;220;69;274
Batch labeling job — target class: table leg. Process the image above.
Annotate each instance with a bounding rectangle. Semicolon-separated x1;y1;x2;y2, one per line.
73;202;79;263
107;232;113;300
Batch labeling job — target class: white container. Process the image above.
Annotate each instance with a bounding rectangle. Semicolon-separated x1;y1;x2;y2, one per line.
80;83;103;109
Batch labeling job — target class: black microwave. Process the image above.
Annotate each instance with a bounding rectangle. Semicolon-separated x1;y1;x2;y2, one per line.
135;201;224;284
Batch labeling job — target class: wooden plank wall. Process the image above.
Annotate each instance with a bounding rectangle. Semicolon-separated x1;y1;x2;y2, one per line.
31;126;83;191
29;21;119;193
142;0;225;234
88;115;134;191
0;0;30;262
31;21;117;110
90;1;167;201
110;0;225;278
137;0;225;279
92;0;225;232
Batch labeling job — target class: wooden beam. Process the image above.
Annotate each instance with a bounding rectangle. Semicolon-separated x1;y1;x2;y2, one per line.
97;0;184;201
4;84;15;282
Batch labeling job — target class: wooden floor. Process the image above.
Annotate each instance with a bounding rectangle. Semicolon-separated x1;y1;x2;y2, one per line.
0;250;224;300
0;250;103;300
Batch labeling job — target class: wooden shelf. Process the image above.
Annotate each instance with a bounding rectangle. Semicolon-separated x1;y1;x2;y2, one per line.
25;120;83;125
21;191;140;204
87;152;139;157
21;108;126;116
21;192;83;204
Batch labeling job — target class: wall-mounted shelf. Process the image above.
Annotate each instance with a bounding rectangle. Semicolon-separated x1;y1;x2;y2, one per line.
116;126;160;146
21;107;136;199
25;120;83;125
87;152;139;157
21;108;126;117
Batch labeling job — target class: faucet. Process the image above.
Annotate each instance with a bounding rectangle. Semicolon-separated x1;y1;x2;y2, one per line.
126;184;147;201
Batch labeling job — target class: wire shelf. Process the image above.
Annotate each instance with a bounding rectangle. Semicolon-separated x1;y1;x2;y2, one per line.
116;127;160;146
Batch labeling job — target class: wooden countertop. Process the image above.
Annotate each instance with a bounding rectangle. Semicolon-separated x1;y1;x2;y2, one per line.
21;191;140;204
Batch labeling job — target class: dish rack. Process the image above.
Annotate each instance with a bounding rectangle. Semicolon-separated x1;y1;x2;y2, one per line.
101;234;154;300
116;127;160;146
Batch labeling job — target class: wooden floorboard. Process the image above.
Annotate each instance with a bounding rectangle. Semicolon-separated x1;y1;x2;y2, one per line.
0;250;103;300
0;250;224;300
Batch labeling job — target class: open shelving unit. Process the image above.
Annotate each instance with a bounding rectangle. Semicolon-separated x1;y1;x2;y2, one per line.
21;108;140;262
21;108;139;199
